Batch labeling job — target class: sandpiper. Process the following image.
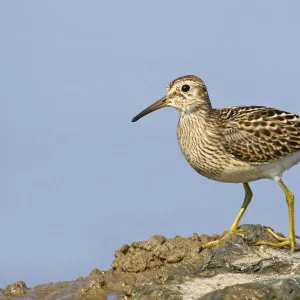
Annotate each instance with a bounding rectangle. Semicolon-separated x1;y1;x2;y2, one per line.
132;75;300;253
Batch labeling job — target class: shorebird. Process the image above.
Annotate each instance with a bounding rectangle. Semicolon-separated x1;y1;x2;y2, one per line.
132;75;300;253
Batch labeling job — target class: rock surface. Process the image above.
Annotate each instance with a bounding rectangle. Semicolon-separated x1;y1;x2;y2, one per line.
129;225;300;299
1;224;299;299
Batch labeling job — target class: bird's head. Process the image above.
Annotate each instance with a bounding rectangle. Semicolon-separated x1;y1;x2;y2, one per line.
132;75;211;122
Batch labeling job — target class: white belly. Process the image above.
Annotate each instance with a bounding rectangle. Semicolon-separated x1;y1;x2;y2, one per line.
219;152;300;183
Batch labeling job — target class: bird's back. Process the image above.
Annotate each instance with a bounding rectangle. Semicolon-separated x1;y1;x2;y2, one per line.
215;106;300;165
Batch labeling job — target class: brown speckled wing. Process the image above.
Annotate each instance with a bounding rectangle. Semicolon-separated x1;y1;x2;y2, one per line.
216;106;300;164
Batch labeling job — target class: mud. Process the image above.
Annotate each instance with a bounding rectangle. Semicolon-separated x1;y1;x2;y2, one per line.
1;224;300;299
112;232;220;273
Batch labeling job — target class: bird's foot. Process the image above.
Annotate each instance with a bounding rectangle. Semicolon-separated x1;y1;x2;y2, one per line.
255;228;295;253
202;228;244;249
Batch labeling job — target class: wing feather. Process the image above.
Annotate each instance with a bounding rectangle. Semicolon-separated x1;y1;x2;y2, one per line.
216;107;300;164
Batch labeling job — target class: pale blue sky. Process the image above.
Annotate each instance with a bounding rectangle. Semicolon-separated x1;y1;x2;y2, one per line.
1;1;300;287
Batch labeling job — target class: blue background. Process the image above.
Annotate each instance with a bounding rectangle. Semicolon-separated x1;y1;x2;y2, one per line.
1;1;300;287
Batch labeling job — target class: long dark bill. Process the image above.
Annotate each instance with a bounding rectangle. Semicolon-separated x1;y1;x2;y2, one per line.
131;96;167;122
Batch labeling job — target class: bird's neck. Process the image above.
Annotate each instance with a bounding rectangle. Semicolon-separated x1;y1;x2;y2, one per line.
176;108;222;178
177;108;219;146
179;106;214;127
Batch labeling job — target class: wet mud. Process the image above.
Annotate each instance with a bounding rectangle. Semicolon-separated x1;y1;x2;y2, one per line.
1;224;300;299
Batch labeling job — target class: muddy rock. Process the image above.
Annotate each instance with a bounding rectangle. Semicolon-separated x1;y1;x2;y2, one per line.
80;279;107;299
201;277;300;300
5;281;27;297
130;224;300;299
1;224;299;300
89;268;105;277
112;233;219;273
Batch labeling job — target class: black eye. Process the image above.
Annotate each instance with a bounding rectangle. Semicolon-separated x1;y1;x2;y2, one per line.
181;84;190;93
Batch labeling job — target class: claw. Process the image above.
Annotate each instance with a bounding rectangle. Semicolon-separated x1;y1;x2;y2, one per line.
202;229;244;249
235;229;245;238
255;240;290;248
255;228;295;253
266;228;288;242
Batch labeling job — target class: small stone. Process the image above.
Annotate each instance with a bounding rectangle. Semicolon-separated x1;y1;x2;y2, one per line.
81;279;106;296
5;281;28;296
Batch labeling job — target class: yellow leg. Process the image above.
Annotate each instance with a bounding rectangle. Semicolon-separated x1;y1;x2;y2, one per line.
203;183;252;249
256;178;295;253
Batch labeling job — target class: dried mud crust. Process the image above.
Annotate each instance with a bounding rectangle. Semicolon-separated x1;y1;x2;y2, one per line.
1;224;300;300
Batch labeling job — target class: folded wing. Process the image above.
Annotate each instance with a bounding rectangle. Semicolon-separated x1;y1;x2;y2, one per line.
216;106;300;165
